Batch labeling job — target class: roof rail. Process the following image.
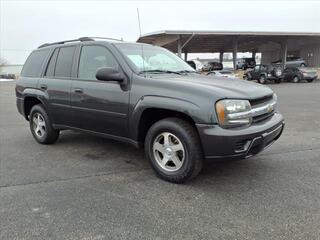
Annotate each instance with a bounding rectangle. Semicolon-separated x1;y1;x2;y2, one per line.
38;36;123;49
38;37;94;48
88;37;124;42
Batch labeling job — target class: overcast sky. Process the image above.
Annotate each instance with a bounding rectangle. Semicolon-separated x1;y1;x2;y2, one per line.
1;0;320;64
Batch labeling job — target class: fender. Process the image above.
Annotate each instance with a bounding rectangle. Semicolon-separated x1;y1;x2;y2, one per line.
129;95;203;141
21;88;52;119
22;88;49;107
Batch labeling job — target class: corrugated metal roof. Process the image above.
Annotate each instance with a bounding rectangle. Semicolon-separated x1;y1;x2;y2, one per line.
139;30;320;38
137;30;320;53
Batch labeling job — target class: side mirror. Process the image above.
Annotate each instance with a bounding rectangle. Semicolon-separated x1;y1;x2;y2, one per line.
96;67;124;83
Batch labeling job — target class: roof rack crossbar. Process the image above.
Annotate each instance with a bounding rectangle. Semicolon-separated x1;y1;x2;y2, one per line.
38;37;94;48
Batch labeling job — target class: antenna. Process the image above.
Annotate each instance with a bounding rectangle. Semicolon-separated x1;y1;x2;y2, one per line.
137;8;142;36
137;8;146;77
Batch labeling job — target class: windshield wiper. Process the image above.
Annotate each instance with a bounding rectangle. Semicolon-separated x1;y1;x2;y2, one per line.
139;69;182;75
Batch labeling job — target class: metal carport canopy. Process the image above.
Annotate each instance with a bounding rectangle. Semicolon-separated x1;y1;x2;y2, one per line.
136;30;320;53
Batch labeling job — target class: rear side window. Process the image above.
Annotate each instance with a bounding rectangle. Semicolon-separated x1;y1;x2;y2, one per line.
78;45;118;80
21;50;49;77
55;47;75;78
45;48;59;77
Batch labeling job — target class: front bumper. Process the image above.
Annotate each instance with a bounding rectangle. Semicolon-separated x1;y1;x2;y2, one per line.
196;112;284;159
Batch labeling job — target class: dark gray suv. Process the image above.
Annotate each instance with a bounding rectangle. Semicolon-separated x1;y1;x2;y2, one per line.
16;37;284;183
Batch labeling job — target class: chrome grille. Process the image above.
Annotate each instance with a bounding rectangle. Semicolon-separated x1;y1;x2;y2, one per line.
249;95;273;106
227;94;276;124
251;95;276;123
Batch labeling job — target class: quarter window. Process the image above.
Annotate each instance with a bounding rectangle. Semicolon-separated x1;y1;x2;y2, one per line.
21;49;50;77
78;46;118;80
55;47;76;78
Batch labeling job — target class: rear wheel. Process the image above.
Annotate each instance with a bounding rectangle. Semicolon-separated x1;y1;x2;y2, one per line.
307;78;314;83
300;63;306;67
29;104;59;144
258;75;267;84
292;76;300;83
145;118;203;183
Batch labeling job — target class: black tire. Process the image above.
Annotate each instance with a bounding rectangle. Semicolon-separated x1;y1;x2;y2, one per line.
258;75;267;84
300;63;306;68
307;78;314;83
29;104;59;144
292;76;300;83
145;118;203;183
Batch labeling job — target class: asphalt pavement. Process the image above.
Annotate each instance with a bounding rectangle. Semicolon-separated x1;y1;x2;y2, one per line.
1;80;320;240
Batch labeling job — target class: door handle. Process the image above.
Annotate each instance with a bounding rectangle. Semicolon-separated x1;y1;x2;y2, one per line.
40;84;47;90
74;88;83;93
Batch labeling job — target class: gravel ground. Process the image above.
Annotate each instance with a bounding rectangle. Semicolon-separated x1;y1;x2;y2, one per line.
0;80;320;240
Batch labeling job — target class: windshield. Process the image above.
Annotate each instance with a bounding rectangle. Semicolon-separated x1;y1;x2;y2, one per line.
114;43;195;73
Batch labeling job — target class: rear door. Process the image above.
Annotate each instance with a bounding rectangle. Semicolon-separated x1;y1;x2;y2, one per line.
70;44;129;137
39;46;76;126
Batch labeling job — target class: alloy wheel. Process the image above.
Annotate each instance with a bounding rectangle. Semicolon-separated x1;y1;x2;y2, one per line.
153;132;185;172
32;113;46;138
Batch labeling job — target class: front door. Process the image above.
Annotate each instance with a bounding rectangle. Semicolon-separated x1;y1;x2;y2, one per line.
70;45;129;137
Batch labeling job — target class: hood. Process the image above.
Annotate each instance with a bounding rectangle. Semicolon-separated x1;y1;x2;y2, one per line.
151;73;273;100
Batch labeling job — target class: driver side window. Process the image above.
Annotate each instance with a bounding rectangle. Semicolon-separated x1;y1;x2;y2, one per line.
78;45;119;80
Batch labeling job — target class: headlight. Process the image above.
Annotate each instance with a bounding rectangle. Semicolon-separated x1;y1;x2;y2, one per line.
273;93;277;102
215;99;252;127
272;93;278;110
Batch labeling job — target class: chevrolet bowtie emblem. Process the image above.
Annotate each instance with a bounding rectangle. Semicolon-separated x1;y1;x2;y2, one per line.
267;104;273;113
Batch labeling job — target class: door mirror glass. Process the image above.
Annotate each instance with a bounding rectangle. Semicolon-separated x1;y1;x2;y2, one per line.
96;67;124;83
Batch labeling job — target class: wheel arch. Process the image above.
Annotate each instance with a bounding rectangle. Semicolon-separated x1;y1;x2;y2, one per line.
23;96;45;120
130;96;203;145
22;89;49;120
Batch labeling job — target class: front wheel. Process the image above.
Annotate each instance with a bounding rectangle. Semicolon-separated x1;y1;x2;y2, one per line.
292;76;300;83
29;104;59;144
145;118;203;183
258;75;267;84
